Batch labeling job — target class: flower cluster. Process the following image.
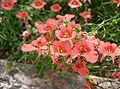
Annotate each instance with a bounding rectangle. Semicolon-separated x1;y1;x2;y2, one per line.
1;0;93;22
1;0;120;88
21;14;120;88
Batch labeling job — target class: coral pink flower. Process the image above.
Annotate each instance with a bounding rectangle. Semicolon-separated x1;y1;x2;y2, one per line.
50;4;62;12
79;32;88;40
16;11;28;20
37;19;59;36
55;26;76;41
50;41;71;56
79;10;92;22
31;0;46;10
35;20;43;32
112;0;120;7
87;36;100;49
83;82;91;89
71;40;98;63
50;41;71;63
21;36;48;58
98;42;120;63
112;72;120;80
72;59;89;78
1;0;16;10
56;14;75;22
22;30;30;38
68;0;82;10
21;44;37;52
68;21;82;30
35;21;43;27
84;0;92;4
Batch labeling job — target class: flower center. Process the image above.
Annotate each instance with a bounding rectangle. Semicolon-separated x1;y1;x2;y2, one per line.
79;45;87;53
64;32;69;38
53;5;59;9
33;42;41;48
56;47;62;53
35;2;43;6
107;48;112;53
45;25;53;31
4;2;12;7
72;1;78;5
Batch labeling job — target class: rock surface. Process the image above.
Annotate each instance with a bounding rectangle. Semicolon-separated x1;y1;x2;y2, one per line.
0;59;85;89
89;75;120;89
0;59;120;89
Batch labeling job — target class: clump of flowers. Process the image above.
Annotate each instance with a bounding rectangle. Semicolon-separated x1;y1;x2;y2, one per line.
21;14;120;85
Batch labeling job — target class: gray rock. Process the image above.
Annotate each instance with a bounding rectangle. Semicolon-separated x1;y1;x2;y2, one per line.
88;75;120;89
1;59;120;89
0;59;85;89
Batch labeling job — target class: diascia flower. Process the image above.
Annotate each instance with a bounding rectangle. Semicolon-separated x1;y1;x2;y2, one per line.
87;36;100;49
21;35;48;58
50;41;71;63
72;59;89;78
68;21;82;30
112;0;120;7
56;14;75;22
68;0;82;10
16;11;28;20
98;42;120;63
71;40;98;63
112;72;120;80
22;30;30;38
31;0;46;10
83;81;91;89
50;4;62;12
36;19;59;37
50;41;71;57
79;9;92;22
55;25;76;42
1;0;16;10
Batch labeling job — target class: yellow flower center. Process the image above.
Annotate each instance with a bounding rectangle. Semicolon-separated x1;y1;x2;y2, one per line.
33;43;41;48
64;32;69;38
72;1;78;5
79;46;87;52
107;48;112;53
35;2;43;6
56;47;62;52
